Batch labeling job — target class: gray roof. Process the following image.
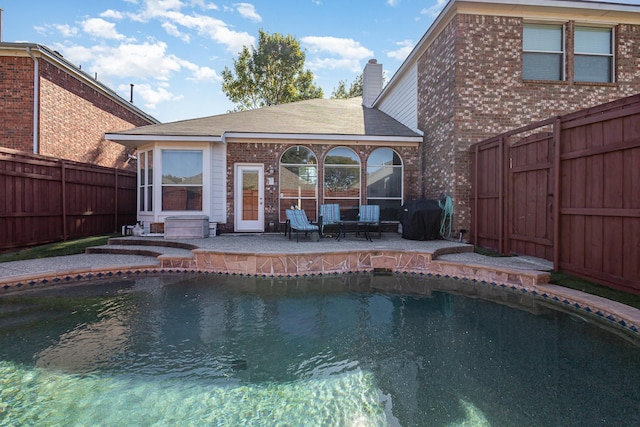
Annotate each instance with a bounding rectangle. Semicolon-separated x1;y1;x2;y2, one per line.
110;97;420;138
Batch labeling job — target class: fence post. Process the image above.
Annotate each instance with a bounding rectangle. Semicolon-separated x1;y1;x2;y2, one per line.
472;144;479;246
552;117;562;270
498;136;505;254
61;160;68;241
114;168;119;233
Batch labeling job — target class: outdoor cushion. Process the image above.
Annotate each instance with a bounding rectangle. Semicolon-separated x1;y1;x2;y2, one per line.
359;204;381;238
319;204;340;236
285;209;319;242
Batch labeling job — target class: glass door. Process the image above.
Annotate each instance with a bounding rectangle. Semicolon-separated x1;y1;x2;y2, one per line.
235;165;264;231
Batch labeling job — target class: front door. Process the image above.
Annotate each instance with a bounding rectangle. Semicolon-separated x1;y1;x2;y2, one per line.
235;164;264;232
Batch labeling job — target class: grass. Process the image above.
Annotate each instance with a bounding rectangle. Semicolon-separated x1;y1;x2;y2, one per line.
474;247;640;310
0;235;117;263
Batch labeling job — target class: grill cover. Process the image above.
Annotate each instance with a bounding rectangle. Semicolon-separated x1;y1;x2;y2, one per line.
399;199;442;241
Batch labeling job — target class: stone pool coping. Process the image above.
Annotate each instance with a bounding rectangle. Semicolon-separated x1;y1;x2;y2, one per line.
0;234;638;339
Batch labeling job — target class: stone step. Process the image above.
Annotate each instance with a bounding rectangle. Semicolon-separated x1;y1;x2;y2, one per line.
85;245;195;259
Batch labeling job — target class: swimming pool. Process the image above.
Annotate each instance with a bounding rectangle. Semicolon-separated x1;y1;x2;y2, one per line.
1;273;639;426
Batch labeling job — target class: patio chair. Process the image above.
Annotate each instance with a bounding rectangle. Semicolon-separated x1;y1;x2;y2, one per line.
285;209;320;242
319;203;341;237
359;204;381;238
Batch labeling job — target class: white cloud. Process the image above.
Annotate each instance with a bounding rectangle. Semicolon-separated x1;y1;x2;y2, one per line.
235;3;262;22
183;63;221;81
58;41;180;81
302;36;373;59
420;0;447;18
120;82;182;109
129;1;254;52
306;57;364;73
387;39;414;60
162;21;191;42
81;18;126;40
58;40;220;86
55;24;79;38
100;9;125;20
301;36;373;72
34;24;78;38
387;0;400;6
165;12;254;52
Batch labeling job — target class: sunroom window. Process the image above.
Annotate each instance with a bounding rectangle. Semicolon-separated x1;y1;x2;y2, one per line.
279;146;318;221
523;23;565;81
138;150;153;212
324;147;361;219
161;150;203;211
366;148;403;221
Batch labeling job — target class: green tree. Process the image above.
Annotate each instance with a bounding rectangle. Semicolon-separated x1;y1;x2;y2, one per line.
331;73;363;99
221;30;323;111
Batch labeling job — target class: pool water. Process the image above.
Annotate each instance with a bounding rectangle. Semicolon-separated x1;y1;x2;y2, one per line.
1;273;639;426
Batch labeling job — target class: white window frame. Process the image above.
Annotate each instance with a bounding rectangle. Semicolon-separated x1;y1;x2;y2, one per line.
138;149;153;212
366;148;404;222
523;23;566;81
574;26;615;83
278;146;318;222
160;148;206;213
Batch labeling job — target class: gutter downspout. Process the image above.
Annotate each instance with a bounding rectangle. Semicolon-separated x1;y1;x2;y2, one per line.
26;47;39;154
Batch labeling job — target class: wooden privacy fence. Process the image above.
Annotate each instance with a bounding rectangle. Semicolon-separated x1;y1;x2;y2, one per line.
470;94;640;294
0;148;137;251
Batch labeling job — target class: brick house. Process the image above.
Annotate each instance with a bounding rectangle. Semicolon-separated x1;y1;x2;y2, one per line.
374;0;640;233
0;42;159;169
107;0;640;236
106;65;422;233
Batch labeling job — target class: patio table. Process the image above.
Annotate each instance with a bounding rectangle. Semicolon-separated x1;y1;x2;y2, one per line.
336;220;374;242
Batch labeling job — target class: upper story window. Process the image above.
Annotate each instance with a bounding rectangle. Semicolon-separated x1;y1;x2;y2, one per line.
523;24;565;81
161;150;203;211
574;26;614;83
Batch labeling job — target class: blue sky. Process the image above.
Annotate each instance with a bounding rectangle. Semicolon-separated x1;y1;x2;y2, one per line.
3;0;639;123
1;0;451;122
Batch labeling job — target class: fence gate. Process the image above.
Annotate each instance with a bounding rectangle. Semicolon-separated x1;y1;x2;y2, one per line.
470;93;640;294
507;132;554;261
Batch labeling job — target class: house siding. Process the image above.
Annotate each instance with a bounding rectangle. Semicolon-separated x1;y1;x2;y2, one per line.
417;12;640;233
378;63;419;133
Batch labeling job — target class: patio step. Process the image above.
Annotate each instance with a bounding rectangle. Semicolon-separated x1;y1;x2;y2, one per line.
85;238;197;260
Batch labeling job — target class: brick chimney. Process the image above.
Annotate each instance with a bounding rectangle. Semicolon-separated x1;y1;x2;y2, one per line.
362;59;382;108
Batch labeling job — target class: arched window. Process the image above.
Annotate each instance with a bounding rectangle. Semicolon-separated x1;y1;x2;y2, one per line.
324;147;361;219
367;148;403;221
279;146;318;222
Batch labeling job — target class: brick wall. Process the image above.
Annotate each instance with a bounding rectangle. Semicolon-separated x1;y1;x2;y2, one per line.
418;16;458;201
0;56;35;151
224;141;420;232
1;53;156;170
417;13;640;234
38;61;152;170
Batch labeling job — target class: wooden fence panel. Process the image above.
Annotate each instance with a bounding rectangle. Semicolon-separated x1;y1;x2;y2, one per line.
508;132;554;260
0;148;136;251
470;94;640;294
471;140;502;252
